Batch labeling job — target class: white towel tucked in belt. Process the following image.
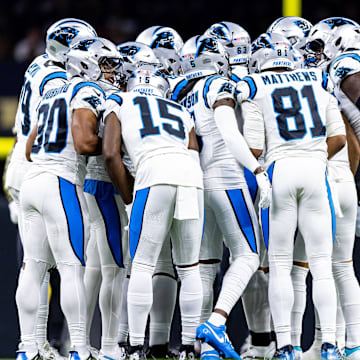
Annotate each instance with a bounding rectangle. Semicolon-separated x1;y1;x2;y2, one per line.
174;186;199;220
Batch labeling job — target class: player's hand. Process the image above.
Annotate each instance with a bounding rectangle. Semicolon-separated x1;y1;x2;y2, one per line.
255;170;272;209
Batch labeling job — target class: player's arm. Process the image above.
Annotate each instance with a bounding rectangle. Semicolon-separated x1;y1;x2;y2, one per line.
326;94;346;159
213;98;263;173
25;124;38;162
341;72;360;112
102;111;133;205
343;113;360;175
72;108;101;155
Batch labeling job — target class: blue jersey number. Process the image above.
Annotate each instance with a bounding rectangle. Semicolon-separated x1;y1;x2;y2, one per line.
20;79;32;136
133;96;185;139
32;98;68;154
272;85;326;141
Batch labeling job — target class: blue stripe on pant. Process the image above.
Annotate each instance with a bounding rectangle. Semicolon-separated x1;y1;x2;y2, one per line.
58;177;85;265
226;189;258;253
96;194;123;267
129;187;150;261
260;162;275;249
325;175;336;243
244;167;258;203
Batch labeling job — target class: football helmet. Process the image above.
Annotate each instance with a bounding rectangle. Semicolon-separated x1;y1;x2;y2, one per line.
136;26;184;75
180;35;229;79
66;37;123;91
46;18;97;64
249;33;295;73
127;68;170;97
267;17;312;53
117;41;161;84
305;17;359;67
204;21;251;66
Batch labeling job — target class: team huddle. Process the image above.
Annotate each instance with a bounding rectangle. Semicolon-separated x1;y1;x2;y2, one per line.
5;14;360;360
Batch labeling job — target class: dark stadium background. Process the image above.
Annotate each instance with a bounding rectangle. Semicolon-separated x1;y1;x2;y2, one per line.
0;0;360;356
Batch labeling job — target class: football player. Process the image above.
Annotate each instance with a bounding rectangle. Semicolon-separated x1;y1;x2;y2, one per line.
237;32;346;360
172;35;271;360
6;18;97;360
16;36;119;360
102;68;204;360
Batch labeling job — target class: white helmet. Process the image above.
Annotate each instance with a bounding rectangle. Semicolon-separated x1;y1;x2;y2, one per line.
249;33;295;73
136;26;184;75
46;18;97;64
127;68;170;97
267;17;312;53
117;41;161;84
204;21;251;66
330;25;360;54
66;37;123;91
180;35;229;80
305;17;359;67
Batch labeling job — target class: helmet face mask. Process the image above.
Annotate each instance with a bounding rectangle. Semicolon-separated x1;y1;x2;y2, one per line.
46;18;97;64
66;37;123;91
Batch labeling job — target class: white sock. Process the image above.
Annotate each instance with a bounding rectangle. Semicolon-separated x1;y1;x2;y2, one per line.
268;256;293;349
199;263;219;324
215;254;259;316
242;270;271;334
310;256;337;345
150;274;177;346
333;261;360;348
36;271;50;348
128;262;154;346
84;266;102;345
291;265;308;347
57;263;87;352
177;265;203;345
208;312;226;327
336;294;345;350
16;260;49;353
118;277;129;344
100;267;126;353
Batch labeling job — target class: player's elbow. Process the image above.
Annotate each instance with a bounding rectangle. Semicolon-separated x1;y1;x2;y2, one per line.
74;136;99;155
327;134;346;159
102;148;118;169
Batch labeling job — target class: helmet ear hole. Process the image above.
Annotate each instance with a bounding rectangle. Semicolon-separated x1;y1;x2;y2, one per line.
81;62;88;70
335;37;342;46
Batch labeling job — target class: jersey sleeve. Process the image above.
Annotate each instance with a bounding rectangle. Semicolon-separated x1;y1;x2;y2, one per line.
235;76;257;102
242;100;265;150
103;93;123;120
39;71;67;96
329;53;360;88
203;76;236;109
70;82;106;117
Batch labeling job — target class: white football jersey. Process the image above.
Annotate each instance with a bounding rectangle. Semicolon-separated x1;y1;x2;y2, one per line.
171;75;246;190
329;50;360;88
103;90;203;191
239;68;345;167
26;78;106;186
6;54;67;190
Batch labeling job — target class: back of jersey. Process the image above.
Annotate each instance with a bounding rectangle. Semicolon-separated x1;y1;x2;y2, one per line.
243;68;332;165
30;79;105;186
172;75;246;190
107;91;203;190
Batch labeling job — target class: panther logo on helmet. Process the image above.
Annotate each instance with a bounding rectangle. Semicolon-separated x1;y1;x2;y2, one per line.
118;45;141;57
323;18;354;29
209;25;231;42
48;26;79;46
294;20;312;36
71;38;98;51
195;38;219;57
150;32;175;50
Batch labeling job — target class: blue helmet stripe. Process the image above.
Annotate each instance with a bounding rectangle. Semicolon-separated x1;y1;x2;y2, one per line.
242;76;257;99
203;75;222;108
171;79;188;101
39;71;67;96
71;82;105;101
